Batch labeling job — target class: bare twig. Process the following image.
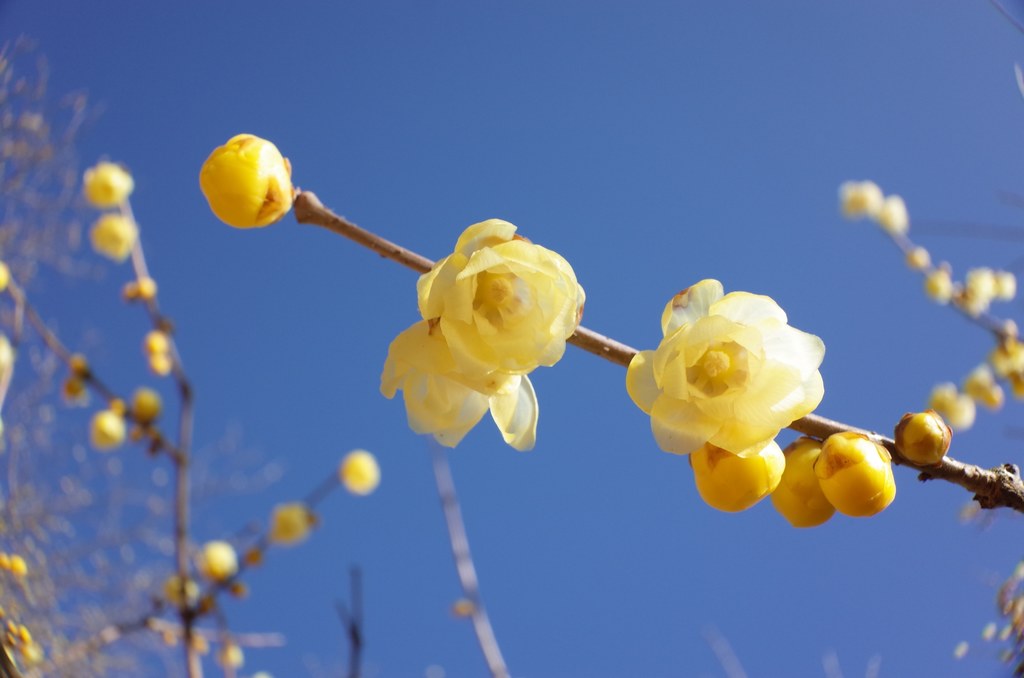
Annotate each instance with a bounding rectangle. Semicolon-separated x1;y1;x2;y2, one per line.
430;445;508;678
702;626;747;678
335;567;364;678
294;191;1024;514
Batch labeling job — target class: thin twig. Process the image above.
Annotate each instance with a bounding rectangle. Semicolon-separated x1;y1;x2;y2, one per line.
335;567;364;678
294;190;1024;514
430;445;508;678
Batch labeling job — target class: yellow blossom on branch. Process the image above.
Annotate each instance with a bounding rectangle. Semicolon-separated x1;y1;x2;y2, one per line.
689;439;785;512
89;214;138;262
199;134;294;228
381;320;537;450
626;279;824;456
83;161;134;208
416;219;585;378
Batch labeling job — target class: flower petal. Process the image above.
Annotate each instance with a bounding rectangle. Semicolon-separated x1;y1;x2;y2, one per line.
661;279;724;336
454;219;517;256
710;291;787;326
759;322;826;379
490;375;538;451
626;350;659;414
650;396;719;455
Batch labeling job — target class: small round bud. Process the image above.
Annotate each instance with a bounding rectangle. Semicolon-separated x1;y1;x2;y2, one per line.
771;437;835;528
83;162;134;208
995;270;1017;301
963;364;1004;410
131;387;162;425
928;383;976;431
814;432;896;517
218;642;244;669
163;575;199;607
136;276;158;300
197;540;238;583
89;214;138;262
925;268;953;304
149;353;173;376
268;502;314;546
877;194;909;235
905;246;930;271
839;180;884;219
0;262;10;293
199;134;294;228
143;330;170;357
339;449;380;496
69;353;89;378
90;409;126;451
894;410;951;466
452;599;476;617
990;338;1024;378
8;555;27;578
689;440;785;513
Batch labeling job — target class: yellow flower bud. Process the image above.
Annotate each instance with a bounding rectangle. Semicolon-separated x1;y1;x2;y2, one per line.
163;574;199;607
19;642;42;666
0;262;10;293
149;353;174;376
83;161;134;208
995;270;1017;301
689;440;785;513
814;432;896;517
197;540;238;582
876;194;909;235
838;180;884;219
963;364;1004;410
90;409;126;451
143;330;170;356
268;502;314;546
771;437;835;528
89;214;138;262
8;555;26;578
199;134;294;228
991;338;1024;378
894;410;951;466
0;335;14;375
924;268;953;304
69;353;90;377
218;642;244;669
131;387;162;425
928;382;976;431
339;449;380;496
904;246;930;271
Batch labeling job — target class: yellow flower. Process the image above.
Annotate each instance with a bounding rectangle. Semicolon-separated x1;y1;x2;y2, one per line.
995;270;1017;301
962;364;1004;410
218;643;244;669
381;320;538;450
894;410;950;466
0;261;10;292
838;180;883;219
627;280;825;456
89;214;138;262
197;540;238;582
904;247;930;271
339;449;381;495
876;194;909;235
164;574;199;607
83;161;134;208
928;382;976;431
268;502;314;546
689;439;785;512
771;437;835;528
814;432;895;517
199;134;294;228
131;387;162;425
90;409;126;451
416;219;585;379
924;268;953;304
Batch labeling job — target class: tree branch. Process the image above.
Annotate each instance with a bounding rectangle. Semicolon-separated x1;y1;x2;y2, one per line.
294;190;1024;513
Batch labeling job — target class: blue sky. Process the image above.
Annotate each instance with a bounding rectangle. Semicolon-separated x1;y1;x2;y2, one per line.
4;1;1024;676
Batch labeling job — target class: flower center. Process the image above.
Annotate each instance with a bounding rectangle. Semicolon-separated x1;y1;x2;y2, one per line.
473;272;531;329
687;341;749;397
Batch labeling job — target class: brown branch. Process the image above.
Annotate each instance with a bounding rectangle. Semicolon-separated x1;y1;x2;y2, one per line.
430;445;508;678
294;190;1024;514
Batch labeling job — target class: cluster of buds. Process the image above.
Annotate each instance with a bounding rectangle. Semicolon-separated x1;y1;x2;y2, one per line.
0;552;28;578
4;619;42;667
83;161;139;262
143;329;174;376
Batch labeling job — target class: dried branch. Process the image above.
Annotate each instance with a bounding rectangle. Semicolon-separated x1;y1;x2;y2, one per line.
294;190;1024;514
335;567;364;678
430;445;508;678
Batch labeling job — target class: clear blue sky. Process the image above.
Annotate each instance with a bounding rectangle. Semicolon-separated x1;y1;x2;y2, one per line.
4;1;1024;676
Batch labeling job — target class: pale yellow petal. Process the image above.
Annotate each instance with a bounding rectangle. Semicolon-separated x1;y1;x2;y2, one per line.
626;350;659;414
710;291;787;325
417;254;465;320
650;396;719;455
758;322;826;378
454;219;517;256
489;375;538;451
660;279;724;336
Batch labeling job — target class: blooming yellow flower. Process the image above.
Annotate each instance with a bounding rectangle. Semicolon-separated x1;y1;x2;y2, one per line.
771;437;835;528
627;280;825;456
199;134;294;228
894;410;950;466
924;268;953;304
838;181;884;219
339;449;381;495
815;432;895;517
689;439;785;512
995;270;1017;301
416;219;585;379
90;409;126;451
876;194;909;235
197;540;238;582
268;502;314;546
89;214;138;262
381;320;538;450
83;161;134;208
